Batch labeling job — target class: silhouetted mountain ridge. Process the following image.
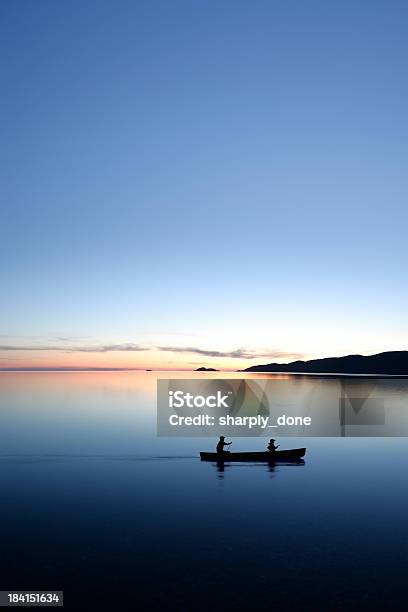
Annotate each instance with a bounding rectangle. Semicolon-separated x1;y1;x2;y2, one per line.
244;351;408;375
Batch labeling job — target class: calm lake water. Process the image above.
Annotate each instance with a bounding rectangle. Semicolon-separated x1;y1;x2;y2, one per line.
1;372;408;610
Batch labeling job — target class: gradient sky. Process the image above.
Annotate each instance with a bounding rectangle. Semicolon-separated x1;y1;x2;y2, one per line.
1;0;408;370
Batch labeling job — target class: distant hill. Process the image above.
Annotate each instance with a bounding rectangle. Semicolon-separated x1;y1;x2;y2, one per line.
244;351;408;375
195;367;218;371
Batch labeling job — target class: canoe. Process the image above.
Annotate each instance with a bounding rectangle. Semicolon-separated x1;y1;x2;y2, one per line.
200;448;306;462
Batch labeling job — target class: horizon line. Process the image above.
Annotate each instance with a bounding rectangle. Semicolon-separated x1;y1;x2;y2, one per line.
0;367;236;372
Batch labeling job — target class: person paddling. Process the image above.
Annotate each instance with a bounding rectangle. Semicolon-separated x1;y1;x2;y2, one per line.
216;436;232;454
267;438;279;452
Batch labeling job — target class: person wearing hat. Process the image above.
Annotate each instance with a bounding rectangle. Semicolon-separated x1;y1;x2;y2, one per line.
267;438;279;453
216;436;232;454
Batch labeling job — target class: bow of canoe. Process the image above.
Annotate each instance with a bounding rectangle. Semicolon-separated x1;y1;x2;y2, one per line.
200;448;306;462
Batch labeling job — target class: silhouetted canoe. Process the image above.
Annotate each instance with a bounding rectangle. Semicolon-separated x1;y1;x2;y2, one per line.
200;448;306;462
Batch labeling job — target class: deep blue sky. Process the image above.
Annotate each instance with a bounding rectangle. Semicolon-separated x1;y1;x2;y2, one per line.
1;1;407;368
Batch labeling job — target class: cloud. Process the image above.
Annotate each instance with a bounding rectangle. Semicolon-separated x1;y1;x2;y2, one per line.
0;342;304;362
0;345;64;351
72;343;149;353
0;343;148;353
157;346;304;360
55;336;90;342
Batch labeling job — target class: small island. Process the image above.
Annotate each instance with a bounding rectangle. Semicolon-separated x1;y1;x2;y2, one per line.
195;367;218;372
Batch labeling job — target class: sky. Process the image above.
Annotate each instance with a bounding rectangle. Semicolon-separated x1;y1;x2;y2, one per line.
1;0;408;370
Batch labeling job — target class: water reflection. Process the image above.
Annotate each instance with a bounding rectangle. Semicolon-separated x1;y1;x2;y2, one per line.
211;458;305;479
1;373;408;609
